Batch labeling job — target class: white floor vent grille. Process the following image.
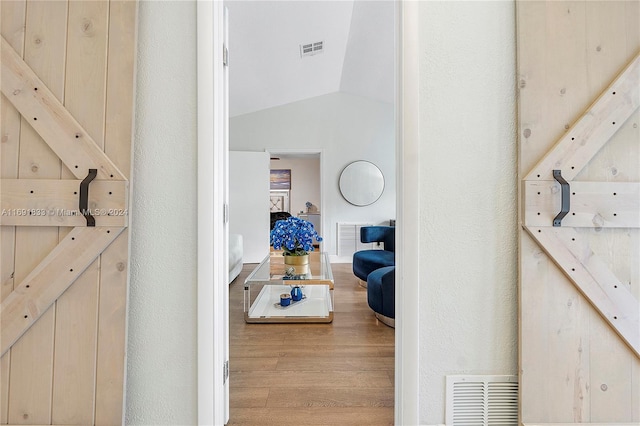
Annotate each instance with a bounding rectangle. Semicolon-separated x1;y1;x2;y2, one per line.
445;375;518;426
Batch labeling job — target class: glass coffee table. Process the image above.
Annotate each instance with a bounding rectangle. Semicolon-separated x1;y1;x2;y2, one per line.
244;251;334;323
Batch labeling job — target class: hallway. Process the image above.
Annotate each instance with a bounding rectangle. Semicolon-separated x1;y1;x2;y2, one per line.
228;262;395;425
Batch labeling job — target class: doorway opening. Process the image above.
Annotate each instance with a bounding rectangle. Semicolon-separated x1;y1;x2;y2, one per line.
268;150;322;238
197;2;421;425
227;0;396;420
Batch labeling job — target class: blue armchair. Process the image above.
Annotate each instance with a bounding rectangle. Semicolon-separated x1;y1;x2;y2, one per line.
352;226;395;286
367;266;395;327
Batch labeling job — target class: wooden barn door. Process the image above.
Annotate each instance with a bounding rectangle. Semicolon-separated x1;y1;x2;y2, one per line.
0;1;136;424
518;1;639;424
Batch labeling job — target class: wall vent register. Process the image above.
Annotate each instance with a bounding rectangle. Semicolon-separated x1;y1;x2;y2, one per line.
300;41;324;57
445;375;518;426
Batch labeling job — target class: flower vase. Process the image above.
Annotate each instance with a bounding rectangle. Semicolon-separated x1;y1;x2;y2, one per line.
284;254;309;274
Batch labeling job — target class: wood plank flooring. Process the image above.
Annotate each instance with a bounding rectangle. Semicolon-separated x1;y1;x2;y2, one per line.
228;262;395;426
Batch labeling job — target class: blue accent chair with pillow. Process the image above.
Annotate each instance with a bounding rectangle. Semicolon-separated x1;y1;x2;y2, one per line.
352;226;395;287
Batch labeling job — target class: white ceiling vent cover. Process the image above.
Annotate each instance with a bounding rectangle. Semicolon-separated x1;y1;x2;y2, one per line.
300;41;324;58
446;375;518;426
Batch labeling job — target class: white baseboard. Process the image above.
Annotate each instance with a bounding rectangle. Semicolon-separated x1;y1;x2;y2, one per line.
328;255;353;263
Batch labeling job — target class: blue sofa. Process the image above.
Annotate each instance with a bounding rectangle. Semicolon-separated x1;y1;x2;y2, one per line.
352;226;395;285
352;226;396;328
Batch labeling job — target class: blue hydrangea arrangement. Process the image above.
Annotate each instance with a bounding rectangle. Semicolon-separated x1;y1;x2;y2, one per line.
270;216;323;256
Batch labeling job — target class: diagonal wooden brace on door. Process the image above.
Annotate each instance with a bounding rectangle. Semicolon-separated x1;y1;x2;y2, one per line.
0;226;124;356
525;52;639;182
524;226;640;358
1;178;129;226
1;36;126;181
522;52;640;358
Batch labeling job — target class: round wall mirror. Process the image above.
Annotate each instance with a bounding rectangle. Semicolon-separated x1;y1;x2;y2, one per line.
338;161;385;206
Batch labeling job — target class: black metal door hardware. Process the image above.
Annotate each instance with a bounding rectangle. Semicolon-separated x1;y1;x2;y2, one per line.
79;168;97;227
552;169;570;227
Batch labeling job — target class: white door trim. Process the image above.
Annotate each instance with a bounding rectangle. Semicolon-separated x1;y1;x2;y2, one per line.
395;1;420;424
197;1;229;425
197;1;421;424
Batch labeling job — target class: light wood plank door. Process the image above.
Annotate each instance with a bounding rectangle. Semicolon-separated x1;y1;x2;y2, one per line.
517;1;639;424
0;1;137;424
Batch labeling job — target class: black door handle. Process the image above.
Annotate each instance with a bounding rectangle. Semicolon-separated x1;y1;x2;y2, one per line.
552;169;570;227
79;169;97;227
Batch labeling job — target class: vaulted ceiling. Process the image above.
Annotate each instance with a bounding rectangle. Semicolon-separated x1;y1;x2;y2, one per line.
227;0;395;117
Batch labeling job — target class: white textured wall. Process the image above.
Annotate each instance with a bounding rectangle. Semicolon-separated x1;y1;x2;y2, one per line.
417;2;518;423
127;1;198;424
230;92;395;258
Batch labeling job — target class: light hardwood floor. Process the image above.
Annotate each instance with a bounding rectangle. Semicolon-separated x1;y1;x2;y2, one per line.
228;262;395;426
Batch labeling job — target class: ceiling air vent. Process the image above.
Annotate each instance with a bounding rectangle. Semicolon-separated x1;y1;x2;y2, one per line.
446;375;518;426
300;41;324;58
